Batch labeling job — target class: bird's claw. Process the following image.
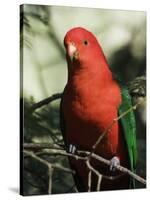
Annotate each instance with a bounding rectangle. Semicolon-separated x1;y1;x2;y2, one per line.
110;156;120;171
69;144;77;154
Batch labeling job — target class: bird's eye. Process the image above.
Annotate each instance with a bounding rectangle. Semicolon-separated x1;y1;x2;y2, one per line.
83;40;88;46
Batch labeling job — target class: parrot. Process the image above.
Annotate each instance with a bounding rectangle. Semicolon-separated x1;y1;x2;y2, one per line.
60;27;137;192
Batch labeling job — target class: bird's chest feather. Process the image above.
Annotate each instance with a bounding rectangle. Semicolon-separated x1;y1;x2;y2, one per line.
64;78;120;125
63;80;121;156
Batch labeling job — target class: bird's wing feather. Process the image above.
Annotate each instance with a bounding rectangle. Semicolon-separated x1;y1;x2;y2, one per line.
119;86;137;187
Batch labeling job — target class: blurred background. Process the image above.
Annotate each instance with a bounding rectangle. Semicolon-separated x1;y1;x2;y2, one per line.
20;4;146;195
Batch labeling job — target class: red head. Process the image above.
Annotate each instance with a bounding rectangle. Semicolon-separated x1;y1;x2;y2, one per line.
64;27;113;85
64;27;100;63
64;27;107;68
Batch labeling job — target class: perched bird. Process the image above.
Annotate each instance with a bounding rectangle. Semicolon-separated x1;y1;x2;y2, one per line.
60;27;137;191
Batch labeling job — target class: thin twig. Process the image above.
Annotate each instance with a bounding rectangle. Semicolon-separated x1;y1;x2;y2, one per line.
31;93;62;111
89;97;146;157
23;150;75;174
48;166;53;194
86;160;102;191
87;170;92;192
23;143;64;150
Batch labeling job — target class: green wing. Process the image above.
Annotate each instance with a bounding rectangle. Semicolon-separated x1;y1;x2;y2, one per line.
119;86;137;188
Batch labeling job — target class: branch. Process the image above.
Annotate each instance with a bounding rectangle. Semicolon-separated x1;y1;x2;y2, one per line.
23;150;75;174
86;159;102;191
87;170;92;192
79;150;146;185
48;166;53;194
23;150;53;194
31;93;62;111
23;143;64;150
23;144;146;185
127;74;146;98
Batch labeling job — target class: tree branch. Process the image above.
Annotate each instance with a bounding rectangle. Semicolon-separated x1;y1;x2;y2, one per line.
127;74;146;97
23;144;146;185
23;150;75;174
87;170;92;192
86;159;102;191
48;166;53;194
79;150;146;185
23;143;63;150
31;93;62;111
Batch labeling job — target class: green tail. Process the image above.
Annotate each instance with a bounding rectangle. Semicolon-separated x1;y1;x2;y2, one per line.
119;86;137;188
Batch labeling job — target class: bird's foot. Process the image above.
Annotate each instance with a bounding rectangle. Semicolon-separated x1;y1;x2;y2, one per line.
110;156;120;171
68;144;77;154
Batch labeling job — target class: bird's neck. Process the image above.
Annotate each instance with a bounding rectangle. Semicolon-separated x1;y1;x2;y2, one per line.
67;58;113;90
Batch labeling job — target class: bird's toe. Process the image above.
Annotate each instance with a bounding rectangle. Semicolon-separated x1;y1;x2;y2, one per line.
69;144;77;154
110;156;120;171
